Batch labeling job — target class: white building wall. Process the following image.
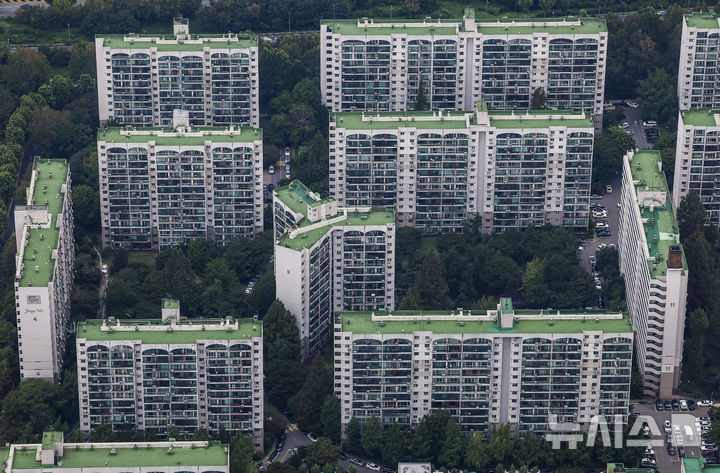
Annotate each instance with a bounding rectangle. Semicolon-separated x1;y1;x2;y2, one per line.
274;244;309;358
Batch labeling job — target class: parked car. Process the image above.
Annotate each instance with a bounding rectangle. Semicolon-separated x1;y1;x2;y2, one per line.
679;446;686;457
673;399;680;410
269;165;275;174
606;184;613;194
351;458;364;466
626;100;639;108
285;164;291;177
101;264;108;274
367;464;381;472
307;433;318;442
656;400;664;411
664;420;671;432
665;400;673;410
681;400;689;410
285;147;291;160
689;400;697;410
668;444;677;456
699;400;714;407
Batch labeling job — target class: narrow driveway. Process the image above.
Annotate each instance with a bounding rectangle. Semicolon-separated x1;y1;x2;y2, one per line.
623;106;649;150
579;175;622;275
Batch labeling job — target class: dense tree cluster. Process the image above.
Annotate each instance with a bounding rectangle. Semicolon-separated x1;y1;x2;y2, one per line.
396;225;597;310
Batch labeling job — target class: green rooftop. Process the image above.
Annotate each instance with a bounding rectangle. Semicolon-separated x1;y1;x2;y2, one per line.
9;443;228;469
98;127;262;145
277;208;394;251
680;108;719;127
99;34;257;51
628;151;687;278
333;108;592;130
682;457;720;473
321;17;605;36
685;12;720;29
42;431;63;451
162;298;179;309
476;17;606;35
606;463;653;473
274;180;395;251
77;318;261;343
338;309;632;335
18;159;68;287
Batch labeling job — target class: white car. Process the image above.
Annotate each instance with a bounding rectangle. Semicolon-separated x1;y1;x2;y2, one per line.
597;243;607;251
285;147;291;159
101;264;108;274
606;184;613;194
698;400;713;407
367;464;381;472
268;165;275;174
626;100;639;108
621;121;630;129
307;433;317;442
664;421;671;432
680;400;689;410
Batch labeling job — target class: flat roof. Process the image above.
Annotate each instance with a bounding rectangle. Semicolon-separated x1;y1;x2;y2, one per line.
683;457;720;473
476;17;606;35
162;299;179;309
338;310;632;335
98;34;257;50
274;180;395;251
98;127;262;145
18;159;68;287
321;17;606;36
685;12;720;29
9;443;227;469
332;109;592;130
680;108;719;127
77;318;261;343
628;151;687;278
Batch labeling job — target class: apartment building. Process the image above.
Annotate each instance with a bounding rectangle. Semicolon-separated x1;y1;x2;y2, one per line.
273;180;395;361
321;9;607;129
76;301;264;450
329;102;594;233
334;298;632;436
678;13;720;110
618;150;688;398
0;431;229;473
13;158;74;383
673;109;720;226
97;117;263;250
95;18;259;128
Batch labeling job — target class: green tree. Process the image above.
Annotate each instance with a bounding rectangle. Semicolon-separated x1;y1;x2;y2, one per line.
531;88;547;110
112;248;128;272
2;49;51;96
488;424;512;464
305;437;340;466
591;126;635;194
414;77;429;111
343;418;363;455
637;68;677;124
72;185;99;230
290;357;333;432
187;239;209;273
361;416;384;458
539;0;556;14
380;423;408;466
2;378;59;441
264;300;300;360
320;394;341;443
407;246;451;309
465;432;491;469
677;190;707;239
438;418;464;468
230;434;258;473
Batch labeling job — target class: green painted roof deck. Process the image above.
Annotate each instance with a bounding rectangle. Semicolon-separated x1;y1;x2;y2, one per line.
162;299;179;309
476;17;606;35
99;34;257;50
321;17;605;35
682;457;720;473
338;310;632;335
606;463;654;473
500;297;513;314
680;108;719;126
98;127;262;145
41;432;63;450
77;318;262;343
274;180;319;217
277;208;395;251
275;180;394;251
685;12;720;29
333;108;592;130
10;443;228;469
18;159;68;287
629;151;687;278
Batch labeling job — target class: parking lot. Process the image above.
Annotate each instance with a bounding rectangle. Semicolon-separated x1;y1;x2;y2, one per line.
632;401;717;472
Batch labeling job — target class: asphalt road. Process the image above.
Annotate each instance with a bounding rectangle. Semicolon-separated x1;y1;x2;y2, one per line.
269;429;383;473
578;175;621;277
623;106;649;150
633;401;714;473
0;1;43;18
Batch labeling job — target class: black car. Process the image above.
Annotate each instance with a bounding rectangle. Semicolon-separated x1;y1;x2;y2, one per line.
656;399;664;411
665;400;673;410
689;400;697;410
672;399;680;410
666;433;673;444
668;445;677;456
679;446;686;457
